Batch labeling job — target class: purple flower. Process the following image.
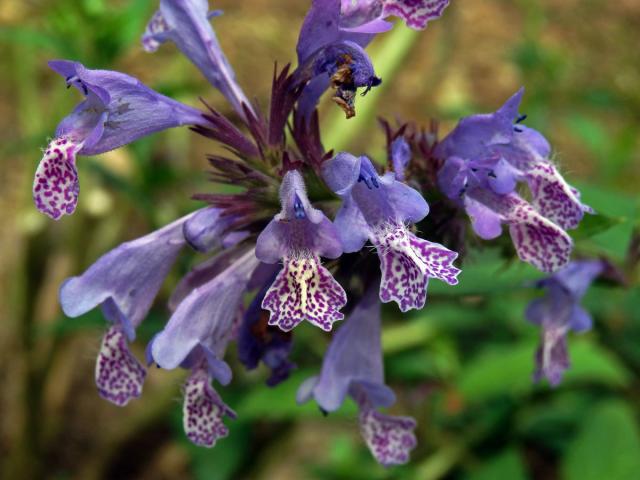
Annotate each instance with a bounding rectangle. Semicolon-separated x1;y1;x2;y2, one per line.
256;170;347;332
297;283;417;466
148;248;259;446
34;60;206;220
295;40;379;119
295;0;450;116
182;362;237;448
436;89;593;272
142;0;253;119
322;152;460;311
59;213;193;405
526;260;604;386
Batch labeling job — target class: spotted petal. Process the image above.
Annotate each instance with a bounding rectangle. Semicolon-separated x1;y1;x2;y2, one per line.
470;190;573;273
383;0;450;30
33;137;82;220
262;254;347;332
359;409;417;466
95;326;146;406
526;162;594;230
534;326;570;386
183;368;236;447
374;223;460;312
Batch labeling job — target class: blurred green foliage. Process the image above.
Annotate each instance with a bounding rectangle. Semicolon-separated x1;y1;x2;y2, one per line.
1;1;639;479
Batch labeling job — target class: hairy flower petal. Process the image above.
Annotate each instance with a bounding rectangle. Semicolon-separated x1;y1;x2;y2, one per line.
33;137;82;220
95;326;146;406
375;223;460;311
359;409;417;466
382;0;450;30
262;254;347;332
527;162;594;230
183;367;236;447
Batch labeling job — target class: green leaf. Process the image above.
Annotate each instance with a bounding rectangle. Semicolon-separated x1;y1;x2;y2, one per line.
563;401;640;480
466;449;528;480
572;212;624;241
428;248;542;296
457;339;631;402
189;421;252;480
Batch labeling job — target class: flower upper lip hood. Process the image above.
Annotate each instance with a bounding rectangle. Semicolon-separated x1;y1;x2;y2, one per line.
48;60;206;155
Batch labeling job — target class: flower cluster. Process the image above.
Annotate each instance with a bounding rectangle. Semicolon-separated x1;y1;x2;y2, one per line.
34;0;603;467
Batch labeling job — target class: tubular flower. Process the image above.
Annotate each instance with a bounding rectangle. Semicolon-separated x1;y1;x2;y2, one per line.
298;283;417;466
59;214;193;405
142;0;253;119
525;260;604;386
322;152;460;311
435;89;593;272
148;248;259;446
256;170;346;332
295;0;450;116
33;60;206;219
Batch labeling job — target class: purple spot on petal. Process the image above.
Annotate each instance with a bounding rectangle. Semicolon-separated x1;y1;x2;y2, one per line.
262;254;346;332
359;408;417;466
183;368;235;448
33;137;81;220
95;326;146;406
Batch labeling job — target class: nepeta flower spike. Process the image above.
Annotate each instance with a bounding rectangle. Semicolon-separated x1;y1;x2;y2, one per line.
297;283;417;466
323;152;460;311
34;60;206;219
59;214;194;405
256;170;347;332
143;0;253;120
526;260;604;386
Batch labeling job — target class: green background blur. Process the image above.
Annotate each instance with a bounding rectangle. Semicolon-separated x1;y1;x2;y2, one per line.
1;1;639;479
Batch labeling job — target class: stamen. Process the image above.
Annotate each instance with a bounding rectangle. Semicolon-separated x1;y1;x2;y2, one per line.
293;194;306;219
516;114;528;124
360;76;382;97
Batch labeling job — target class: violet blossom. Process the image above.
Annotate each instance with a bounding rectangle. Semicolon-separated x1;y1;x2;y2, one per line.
435;89;593;273
142;0;253;119
38;0;614;467
526;260;604;386
33;60;206;220
298;282;417;466
296;0;450;117
256;170;347;332
322;152;460;311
